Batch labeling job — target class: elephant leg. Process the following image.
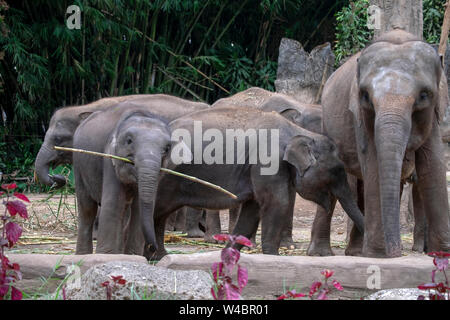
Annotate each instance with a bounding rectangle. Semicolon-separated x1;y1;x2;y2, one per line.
259;190;296;255
231;200;260;250
228;205;257;244
345;178;365;256
229;206;241;233
165;210;177;231
280;197;297;248
123;198;145;255
415;127;450;253
411;182;426;252
92;207;100;241
174;207;186;231
75;191;97;255
144;215;169;261
307;199;336;256
204;210;222;242
96;164;130;254
185;208;205;238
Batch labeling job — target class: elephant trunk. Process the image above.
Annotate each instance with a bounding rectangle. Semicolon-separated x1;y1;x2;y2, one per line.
332;180;364;234
136;156;162;251
34;143;66;188
374;112;411;257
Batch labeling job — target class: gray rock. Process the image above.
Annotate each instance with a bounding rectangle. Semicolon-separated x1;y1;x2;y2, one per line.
63;261;213;300
365;288;431;300
7;253;148;294
158;251;437;299
275;39;335;104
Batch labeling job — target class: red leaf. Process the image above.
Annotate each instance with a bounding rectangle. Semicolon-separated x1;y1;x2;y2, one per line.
237;264;248;290
0;285;9;298
418;283;437;290
111;275;123;282
5;200;28;219
5;222;22;247
101;281;110;287
309;281;322;297
1;183;17;190
10;286;22;300
116;279;126;285
13;192;30;203
235;235;253;247
434;257;449;271
332;279;343;291
211;262;224;282
316;288;329;300
221;247;240;274
321;269;334;279
213;234;230;242
277;289;306;300
223;281;241;300
429;251;450;258
0;191;4;196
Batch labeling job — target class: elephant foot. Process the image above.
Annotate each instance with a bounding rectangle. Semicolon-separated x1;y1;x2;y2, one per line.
186;228;205;238
280;238;301;249
143;246;168;261
306;242;334;256
411;239;425;252
344;245;363;256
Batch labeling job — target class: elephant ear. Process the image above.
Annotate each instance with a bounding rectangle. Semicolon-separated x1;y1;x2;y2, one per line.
283;135;317;177
78;111;94;121
169;138;193;165
280;108;302;124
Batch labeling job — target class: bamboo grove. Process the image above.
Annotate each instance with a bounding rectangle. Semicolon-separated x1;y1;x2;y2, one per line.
0;0;446;181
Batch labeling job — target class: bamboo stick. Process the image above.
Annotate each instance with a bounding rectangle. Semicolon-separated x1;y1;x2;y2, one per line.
54;146;238;199
439;1;450;57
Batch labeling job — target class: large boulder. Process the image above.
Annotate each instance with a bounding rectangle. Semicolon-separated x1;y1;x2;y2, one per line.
7;253;147;294
63;261;213;300
275;39;335;104
158;251;437;299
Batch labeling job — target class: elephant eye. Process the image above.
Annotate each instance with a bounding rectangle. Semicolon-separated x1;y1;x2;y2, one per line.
360;90;370;103
419;91;429;102
126;138;133;145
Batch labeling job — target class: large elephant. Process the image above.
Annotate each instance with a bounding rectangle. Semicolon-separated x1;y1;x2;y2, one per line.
208;87;323;247
317;30;450;258
72;98;208;254
132;105;364;259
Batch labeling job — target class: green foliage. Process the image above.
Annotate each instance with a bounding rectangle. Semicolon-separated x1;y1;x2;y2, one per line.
423;0;446;44
334;0;373;65
334;0;447;64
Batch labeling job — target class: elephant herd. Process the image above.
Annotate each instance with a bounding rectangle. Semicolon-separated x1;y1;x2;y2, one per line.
35;30;450;259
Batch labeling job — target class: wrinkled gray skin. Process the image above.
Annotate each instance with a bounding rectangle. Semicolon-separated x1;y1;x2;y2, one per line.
72;97;208;254
140;106;364;260
208;87;323;246
35;95;158;188
318;30;450;258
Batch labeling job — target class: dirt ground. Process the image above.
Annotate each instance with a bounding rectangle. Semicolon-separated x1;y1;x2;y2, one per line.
11;193;415;256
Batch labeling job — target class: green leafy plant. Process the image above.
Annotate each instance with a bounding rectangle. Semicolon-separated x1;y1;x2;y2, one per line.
334;0;373;65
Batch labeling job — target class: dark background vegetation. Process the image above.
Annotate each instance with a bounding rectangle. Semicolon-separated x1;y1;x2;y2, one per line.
0;0;446;191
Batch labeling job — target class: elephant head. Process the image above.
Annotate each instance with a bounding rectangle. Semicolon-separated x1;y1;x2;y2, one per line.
351;30;444;257
107;111;173;250
35;109;93;188
283;134;364;233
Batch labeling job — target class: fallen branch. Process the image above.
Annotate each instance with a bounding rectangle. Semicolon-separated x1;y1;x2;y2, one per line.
53;146;238;199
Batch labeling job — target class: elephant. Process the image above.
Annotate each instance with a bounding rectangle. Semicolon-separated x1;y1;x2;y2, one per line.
206;87;323;247
34;94;167;188
127;105;364;259
71;97;208;254
313;29;450;258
